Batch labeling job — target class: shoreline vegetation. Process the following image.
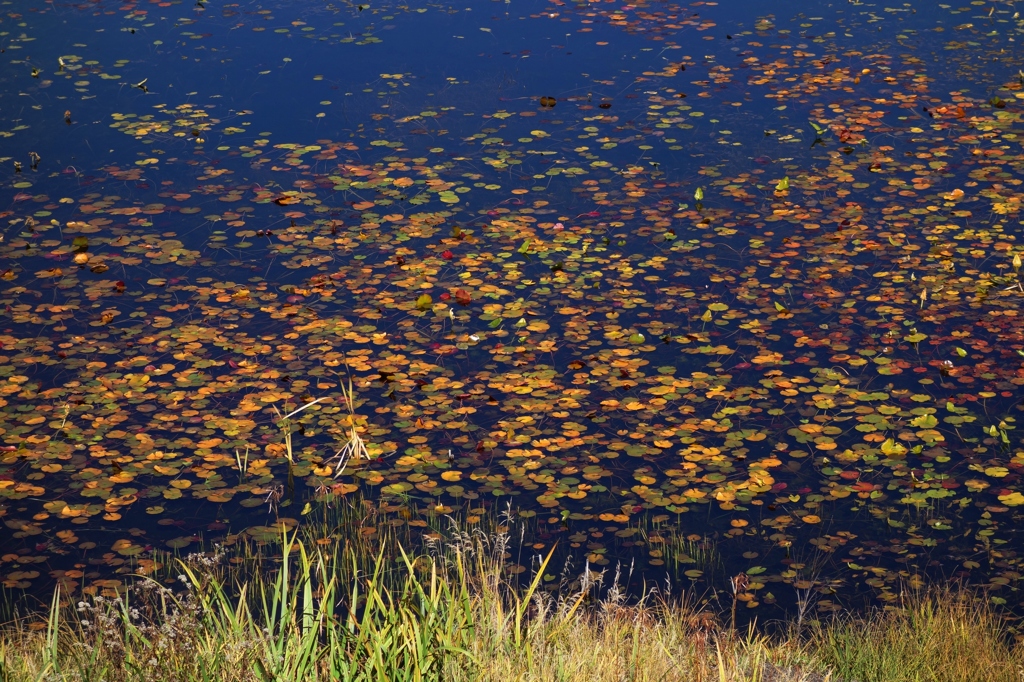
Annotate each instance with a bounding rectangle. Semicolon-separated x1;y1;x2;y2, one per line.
0;507;1021;682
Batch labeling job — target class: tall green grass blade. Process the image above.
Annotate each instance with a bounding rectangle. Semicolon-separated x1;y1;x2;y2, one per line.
514;543;556;648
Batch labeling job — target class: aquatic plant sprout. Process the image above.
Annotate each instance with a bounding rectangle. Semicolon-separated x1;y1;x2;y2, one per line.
332;371;370;477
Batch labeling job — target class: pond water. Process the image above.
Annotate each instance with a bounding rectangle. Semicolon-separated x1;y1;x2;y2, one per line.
2;0;1024;619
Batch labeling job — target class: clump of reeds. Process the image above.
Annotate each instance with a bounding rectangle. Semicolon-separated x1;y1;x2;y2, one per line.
331;369;368;477
271;397;325;465
260;357;369;483
1;511;1022;682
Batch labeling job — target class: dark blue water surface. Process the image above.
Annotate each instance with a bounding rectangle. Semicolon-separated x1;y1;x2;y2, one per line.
3;0;1024;619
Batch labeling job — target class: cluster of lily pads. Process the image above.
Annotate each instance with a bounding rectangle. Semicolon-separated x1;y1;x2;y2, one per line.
2;0;1024;615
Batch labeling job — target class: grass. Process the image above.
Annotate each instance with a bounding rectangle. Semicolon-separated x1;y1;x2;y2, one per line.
0;510;1022;682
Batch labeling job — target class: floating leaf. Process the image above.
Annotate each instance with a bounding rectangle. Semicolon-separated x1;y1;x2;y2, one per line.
910;414;938;429
880;439;907;457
